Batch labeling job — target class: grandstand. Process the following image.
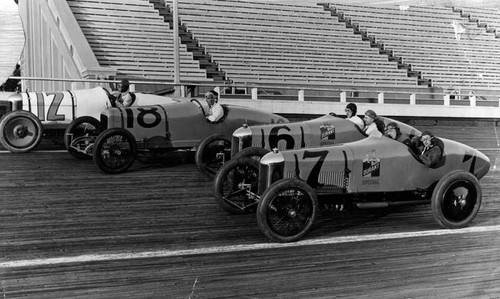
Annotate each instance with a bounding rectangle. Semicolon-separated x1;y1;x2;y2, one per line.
14;0;500;117
67;0;211;82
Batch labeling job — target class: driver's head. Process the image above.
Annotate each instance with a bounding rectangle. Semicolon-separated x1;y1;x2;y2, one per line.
205;90;218;106
118;79;130;92
385;122;400;140
345;103;357;118
364;110;377;125
421;131;434;147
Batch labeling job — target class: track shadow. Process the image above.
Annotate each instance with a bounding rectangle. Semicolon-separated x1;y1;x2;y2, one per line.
310;204;427;237
124;150;197;173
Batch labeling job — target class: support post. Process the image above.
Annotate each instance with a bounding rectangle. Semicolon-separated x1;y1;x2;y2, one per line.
214;86;220;101
173;0;181;96
444;94;450;106
340;91;347;103
378;92;384;104
410;93;416;105
251;88;258;100
470;95;476;107
298;89;304;101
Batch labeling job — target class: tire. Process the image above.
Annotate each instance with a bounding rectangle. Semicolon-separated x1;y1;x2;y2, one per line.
431;170;482;229
0;110;43;153
257;178;318;242
195;133;231;179
93;128;137;174
64;116;100;159
213;157;260;214
232;147;270;161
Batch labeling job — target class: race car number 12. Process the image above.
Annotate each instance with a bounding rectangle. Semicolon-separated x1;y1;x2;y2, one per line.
35;92;65;121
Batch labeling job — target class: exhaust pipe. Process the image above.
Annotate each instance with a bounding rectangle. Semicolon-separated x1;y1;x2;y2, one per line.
355;200;430;209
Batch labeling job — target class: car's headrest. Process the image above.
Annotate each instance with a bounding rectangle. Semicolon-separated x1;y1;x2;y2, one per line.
129;92;136;106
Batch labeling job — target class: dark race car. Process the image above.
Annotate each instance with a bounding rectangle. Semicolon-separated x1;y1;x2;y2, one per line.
91;98;288;176
216;124;490;242
213;114;418;214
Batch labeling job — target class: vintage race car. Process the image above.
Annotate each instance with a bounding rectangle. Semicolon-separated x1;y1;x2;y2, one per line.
0;86;177;153
216;125;490;242
229;113;370;160
91;99;288;175
213;114;418;213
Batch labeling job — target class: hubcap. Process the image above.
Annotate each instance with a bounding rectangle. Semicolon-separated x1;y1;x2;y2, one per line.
5;117;38;149
443;183;476;222
266;188;314;237
14;125;28;138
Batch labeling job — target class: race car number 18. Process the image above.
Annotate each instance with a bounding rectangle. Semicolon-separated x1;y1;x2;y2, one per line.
124;107;162;128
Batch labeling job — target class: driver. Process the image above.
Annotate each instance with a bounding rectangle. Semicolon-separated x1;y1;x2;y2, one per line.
384;122;411;146
205;90;223;122
345;103;364;129
363;110;384;137
412;130;442;167
112;79;134;107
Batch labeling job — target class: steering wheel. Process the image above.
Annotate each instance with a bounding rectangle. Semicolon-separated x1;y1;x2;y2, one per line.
102;87;117;107
190;98;206;116
407;145;424;164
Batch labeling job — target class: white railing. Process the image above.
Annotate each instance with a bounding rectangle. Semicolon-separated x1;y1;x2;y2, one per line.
6;76;500;119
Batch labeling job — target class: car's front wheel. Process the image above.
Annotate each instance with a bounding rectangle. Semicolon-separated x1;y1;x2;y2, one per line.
0;110;43;153
257;178;318;242
431;170;482;229
213;157;260;214
232;146;270;161
195;133;231;179
93;128;137;174
64;116;100;159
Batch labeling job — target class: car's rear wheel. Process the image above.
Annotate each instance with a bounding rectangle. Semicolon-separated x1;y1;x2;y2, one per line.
257;179;318;242
0;110;43;153
431;170;481;229
93;128;137;174
64;116;100;159
213;157;260;214
195;133;231;179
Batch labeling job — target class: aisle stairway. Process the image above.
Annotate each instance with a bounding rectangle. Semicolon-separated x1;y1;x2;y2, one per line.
66;0;213;83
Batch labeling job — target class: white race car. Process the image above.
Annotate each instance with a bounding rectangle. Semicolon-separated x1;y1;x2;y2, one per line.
0;86;177;153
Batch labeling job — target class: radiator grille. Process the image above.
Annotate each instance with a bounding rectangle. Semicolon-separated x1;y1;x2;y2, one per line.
285;171;348;189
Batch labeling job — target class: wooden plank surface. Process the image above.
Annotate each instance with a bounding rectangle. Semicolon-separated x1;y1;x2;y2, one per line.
1;124;499;298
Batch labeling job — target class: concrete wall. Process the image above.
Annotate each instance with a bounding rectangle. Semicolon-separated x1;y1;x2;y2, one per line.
18;0;115;92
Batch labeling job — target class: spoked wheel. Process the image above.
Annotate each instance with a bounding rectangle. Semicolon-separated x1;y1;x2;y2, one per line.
195;134;231;179
431;170;482;229
64;116;100;159
257;179;318;242
213;157;260;214
0;110;43;153
93;128;137;174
